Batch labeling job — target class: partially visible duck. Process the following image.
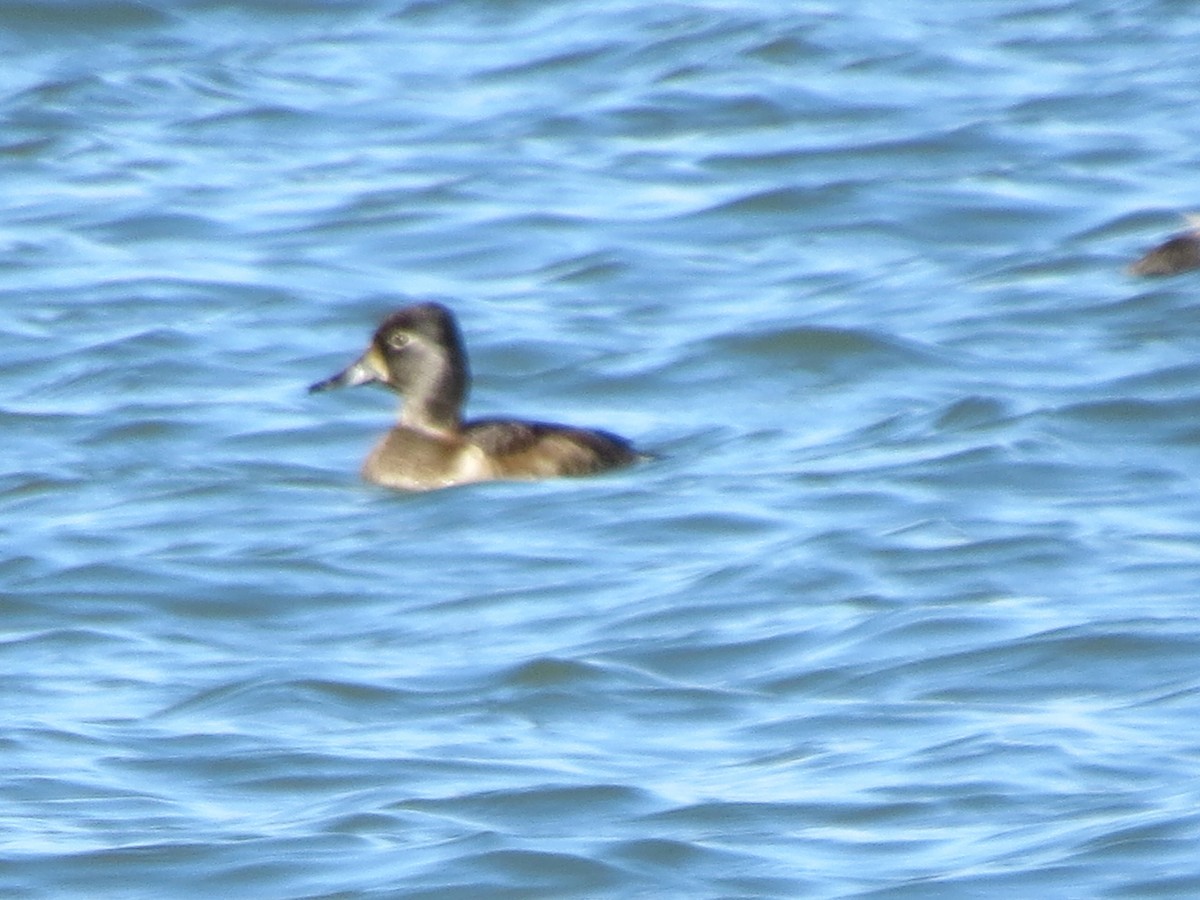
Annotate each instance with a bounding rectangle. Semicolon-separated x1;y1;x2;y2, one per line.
1128;215;1200;276
310;302;640;490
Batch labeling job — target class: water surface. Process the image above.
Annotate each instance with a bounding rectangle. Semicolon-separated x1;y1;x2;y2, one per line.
4;1;1200;897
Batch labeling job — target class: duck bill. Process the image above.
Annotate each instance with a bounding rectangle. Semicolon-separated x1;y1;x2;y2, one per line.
308;347;387;393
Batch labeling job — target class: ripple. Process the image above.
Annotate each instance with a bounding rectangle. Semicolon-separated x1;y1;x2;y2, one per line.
0;1;170;34
6;2;1200;898
82;212;228;244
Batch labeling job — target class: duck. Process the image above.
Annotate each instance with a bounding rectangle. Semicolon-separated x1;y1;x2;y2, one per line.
309;302;641;490
1128;215;1200;276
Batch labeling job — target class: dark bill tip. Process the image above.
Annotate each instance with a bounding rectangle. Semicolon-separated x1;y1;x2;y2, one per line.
308;374;341;394
307;358;379;395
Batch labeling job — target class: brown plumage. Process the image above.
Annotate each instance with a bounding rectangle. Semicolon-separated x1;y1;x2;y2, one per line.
310;303;640;490
1128;218;1200;277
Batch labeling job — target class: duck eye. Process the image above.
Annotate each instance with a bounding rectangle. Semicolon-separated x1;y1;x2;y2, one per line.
387;332;411;350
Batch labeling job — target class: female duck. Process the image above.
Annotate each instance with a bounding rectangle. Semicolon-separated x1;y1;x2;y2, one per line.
310;302;640;490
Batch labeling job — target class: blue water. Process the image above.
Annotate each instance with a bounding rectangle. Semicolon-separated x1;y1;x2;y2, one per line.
5;1;1200;897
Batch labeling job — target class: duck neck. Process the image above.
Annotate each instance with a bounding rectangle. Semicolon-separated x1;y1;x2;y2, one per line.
400;361;466;435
